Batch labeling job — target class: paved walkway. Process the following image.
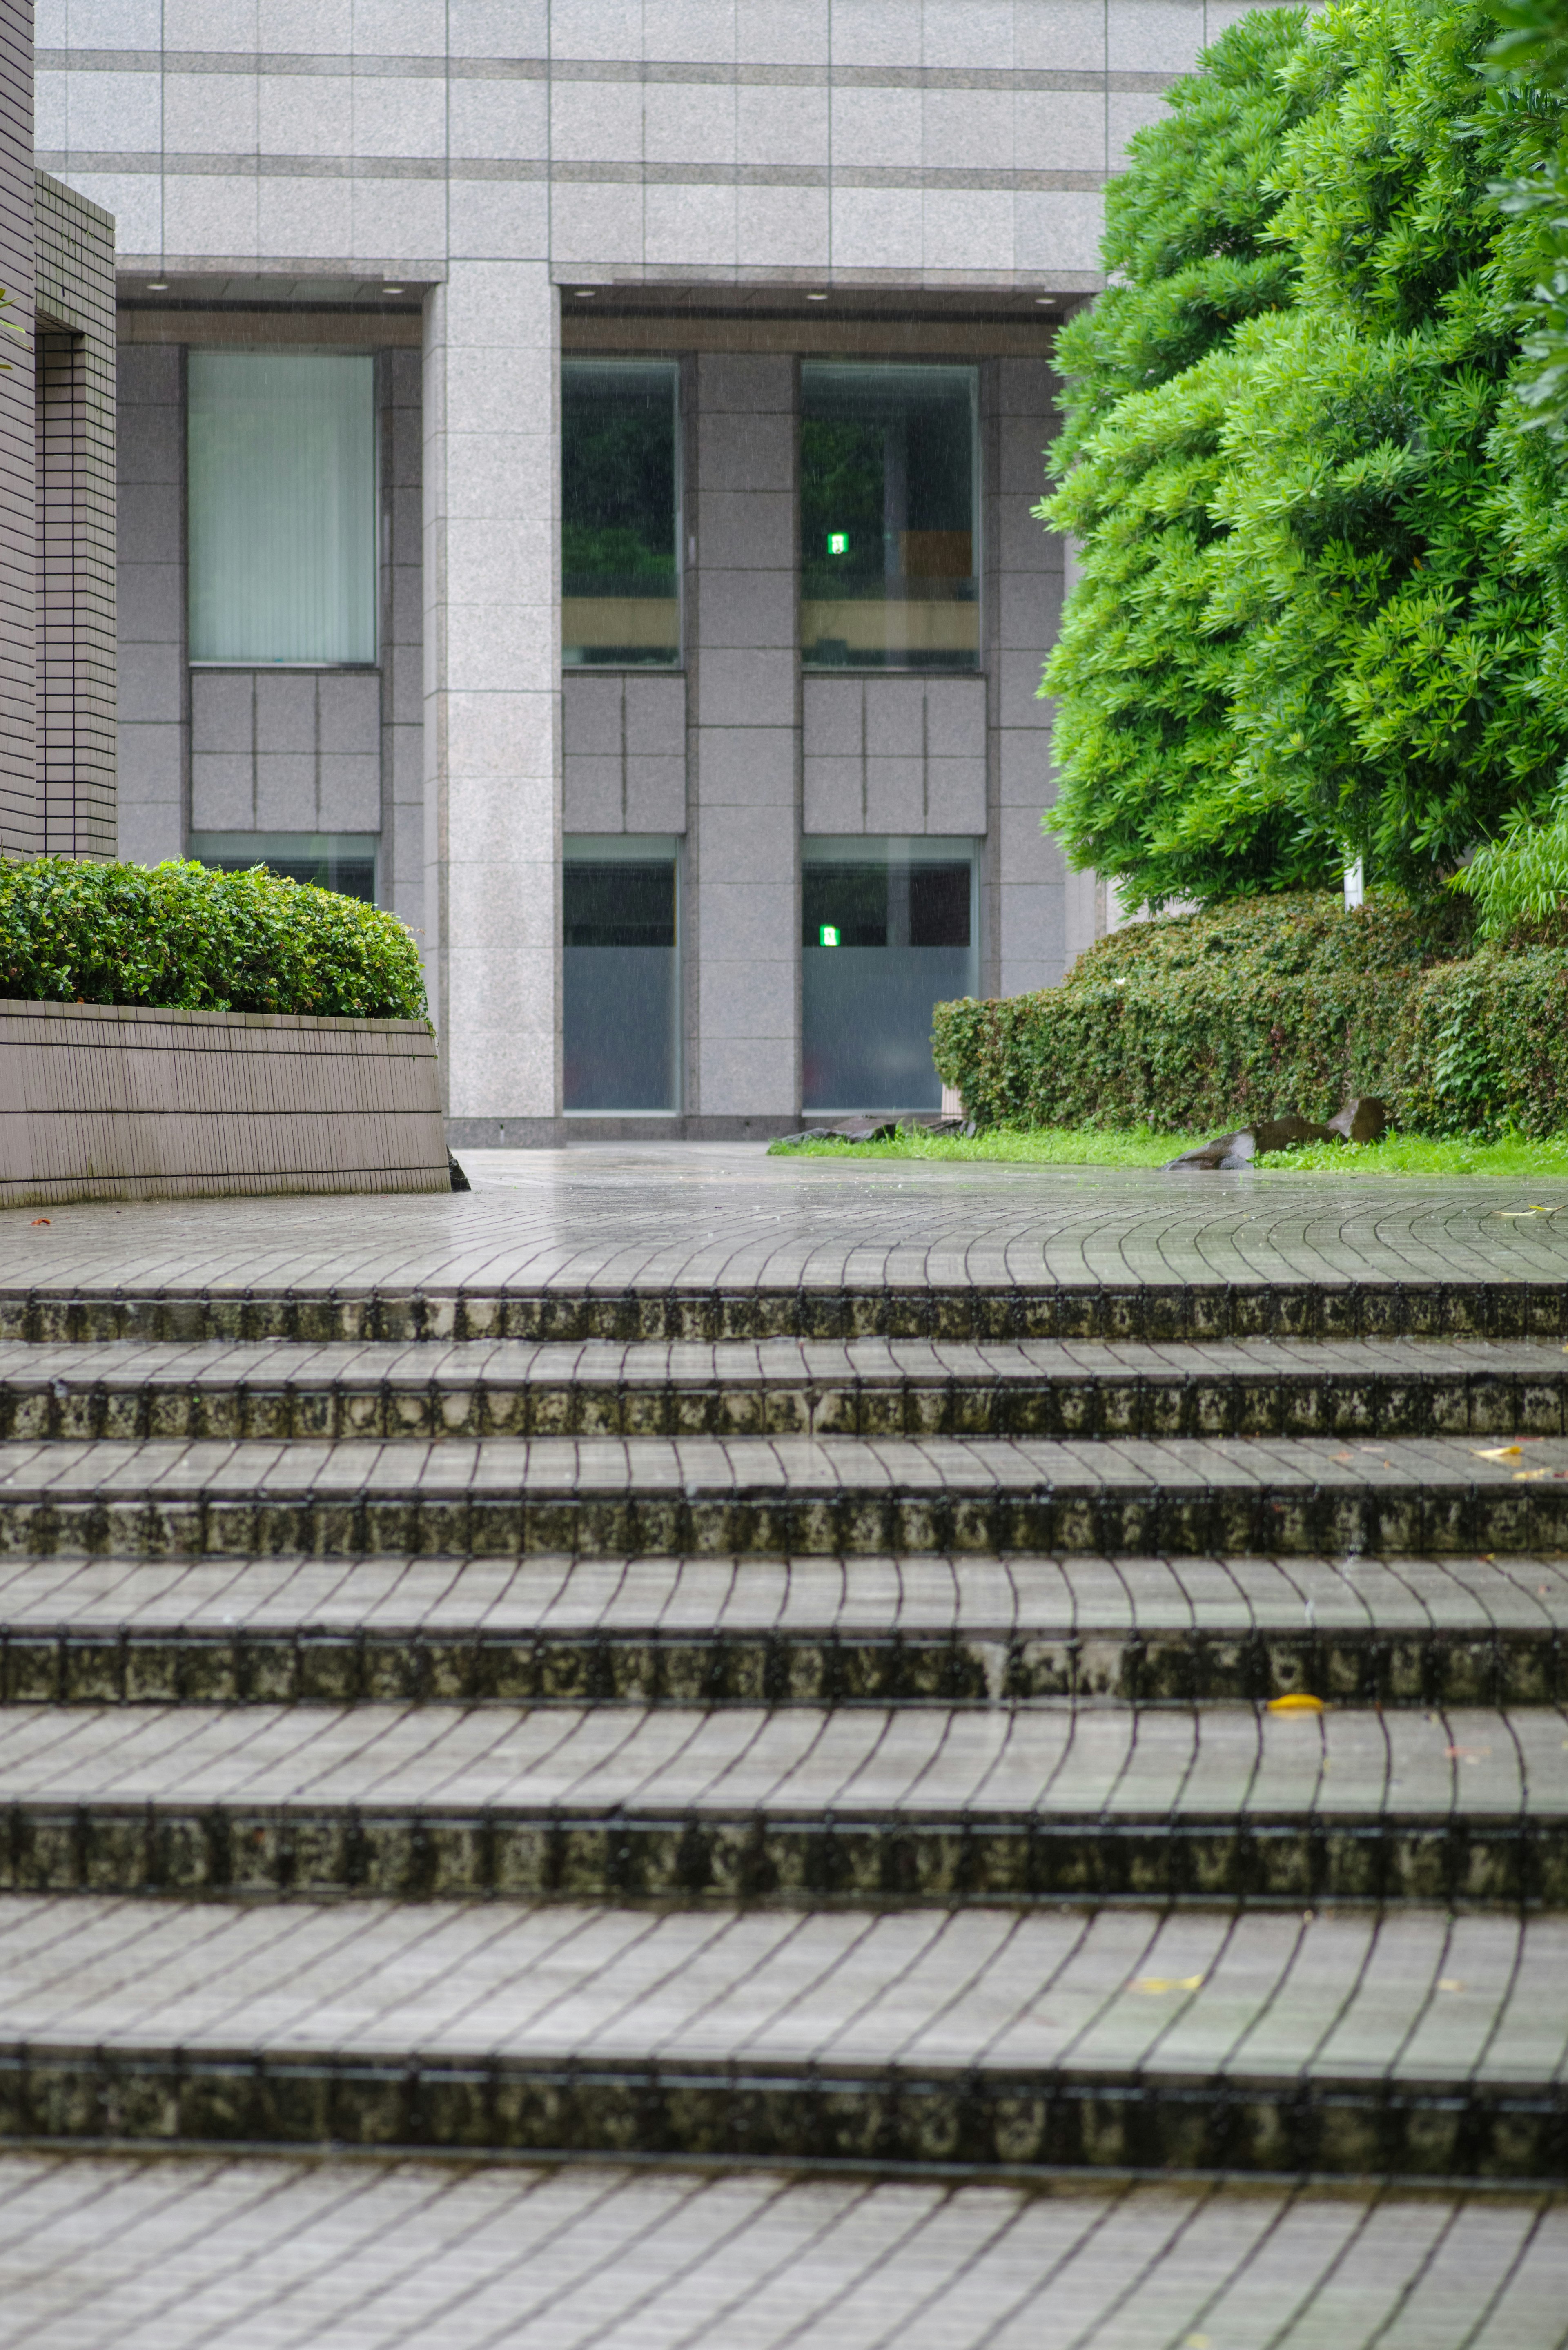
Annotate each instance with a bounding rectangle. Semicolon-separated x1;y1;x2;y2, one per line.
2;1144;1568;1298
6;1145;1568;2332
1;2154;1563;2350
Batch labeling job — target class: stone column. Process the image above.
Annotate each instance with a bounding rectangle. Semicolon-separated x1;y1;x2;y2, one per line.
688;352;799;1133
424;262;560;1136
0;0;34;855
991;353;1069;996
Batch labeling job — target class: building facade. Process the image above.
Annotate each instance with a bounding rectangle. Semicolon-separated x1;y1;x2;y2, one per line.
42;0;1254;1139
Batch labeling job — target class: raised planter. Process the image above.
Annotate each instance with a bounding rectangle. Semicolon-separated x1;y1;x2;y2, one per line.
0;999;448;1207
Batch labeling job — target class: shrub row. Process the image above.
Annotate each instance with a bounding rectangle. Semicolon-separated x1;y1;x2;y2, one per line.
929;892;1568;1138
0;858;428;1023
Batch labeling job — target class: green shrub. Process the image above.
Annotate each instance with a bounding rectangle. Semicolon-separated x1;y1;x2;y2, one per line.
1394;946;1568;1134
0;858;428;1022
931;891;1472;1131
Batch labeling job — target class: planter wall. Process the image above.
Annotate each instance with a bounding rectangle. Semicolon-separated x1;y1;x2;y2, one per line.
0;1000;449;1207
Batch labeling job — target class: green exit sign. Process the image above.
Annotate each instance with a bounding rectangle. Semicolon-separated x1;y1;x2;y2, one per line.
826;531;849;555
818;925;840;947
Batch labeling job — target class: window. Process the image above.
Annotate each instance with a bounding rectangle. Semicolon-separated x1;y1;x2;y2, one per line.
562;360;680;668
801;364;978;671
188;352;377;667
188;832;378;904
802;837;978;1110
564;837;681;1110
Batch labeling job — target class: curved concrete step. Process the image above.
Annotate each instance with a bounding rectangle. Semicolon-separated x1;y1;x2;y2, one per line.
9;1335;1568;1445
1;1432;1568;1558
0;2152;1561;2350
3;1551;1568;1709
11;1275;1568;1347
3;1895;1568;2178
2;1701;1566;1907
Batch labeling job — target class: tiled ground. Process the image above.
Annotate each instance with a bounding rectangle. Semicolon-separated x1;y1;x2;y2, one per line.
4;1897;1568;2175
0;1546;1564;1632
0;1893;1561;2091
3;1428;1568;1561
2;1696;1563;1908
0;1696;1557;1830
1;2154;1565;2350
9;1147;1568;2319
2;1144;1568;1302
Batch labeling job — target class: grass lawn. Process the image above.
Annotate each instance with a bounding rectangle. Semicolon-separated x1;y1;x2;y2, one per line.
768;1125;1568;1178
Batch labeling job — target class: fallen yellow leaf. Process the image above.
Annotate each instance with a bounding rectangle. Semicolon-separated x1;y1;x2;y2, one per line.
1477;1444;1525;1460
1268;1694;1325;1713
1438;1978;1466;1993
1132;1975;1205;1995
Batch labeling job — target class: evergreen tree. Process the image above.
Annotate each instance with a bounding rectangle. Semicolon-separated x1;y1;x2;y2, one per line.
1042;0;1568;912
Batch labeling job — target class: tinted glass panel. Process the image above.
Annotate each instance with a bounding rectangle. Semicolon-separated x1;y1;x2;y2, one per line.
562;361;679;667
802;845;976;1110
801;364;977;671
188;353;376;666
188;831;378;904
563;855;679;1110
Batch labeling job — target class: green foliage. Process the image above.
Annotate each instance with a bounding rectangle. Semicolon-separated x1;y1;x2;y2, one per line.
0;859;428;1022
1483;0;1568;434
1451;798;1568;936
930;890;1472;1132
1041;0;1568;910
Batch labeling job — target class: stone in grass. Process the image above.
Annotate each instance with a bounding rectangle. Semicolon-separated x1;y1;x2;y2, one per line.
1325;1095;1388;1144
773;1118;899;1146
1163;1099;1388;1171
1163;1130;1258;1171
1163;1113;1326;1171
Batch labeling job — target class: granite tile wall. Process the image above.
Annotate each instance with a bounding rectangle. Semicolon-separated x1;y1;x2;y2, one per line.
113;341;181;869
802;677;986;839
45;0;1271;1120
561;671;686;834
687;351;797;1125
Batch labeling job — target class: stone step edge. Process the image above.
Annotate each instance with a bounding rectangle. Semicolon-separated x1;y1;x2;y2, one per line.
20;1358;1568;1447
2;1618;1563;1710
2;2042;1564;2183
4;1476;1568;1560
9;1280;1568;1347
4;1799;1564;1910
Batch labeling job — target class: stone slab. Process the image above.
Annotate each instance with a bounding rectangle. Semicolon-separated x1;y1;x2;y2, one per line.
0;1700;1561;1908
0;2154;1562;2348
3;1897;1568;2176
0;1431;1567;1559
9;1333;1568;1444
2;1550;1565;1709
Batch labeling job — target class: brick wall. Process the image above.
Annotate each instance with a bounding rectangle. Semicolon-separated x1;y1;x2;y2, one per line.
34;168;116;861
0;0;31;855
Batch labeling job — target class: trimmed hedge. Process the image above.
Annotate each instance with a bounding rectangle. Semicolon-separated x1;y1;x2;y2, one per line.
0;858;428;1023
930;891;1511;1134
1398;949;1568;1139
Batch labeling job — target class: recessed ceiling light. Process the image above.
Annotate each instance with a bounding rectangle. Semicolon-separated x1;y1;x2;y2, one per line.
575;288;596;298
147;280;169;291
806;291;828;301
383;284;405;295
1035;295;1056;306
